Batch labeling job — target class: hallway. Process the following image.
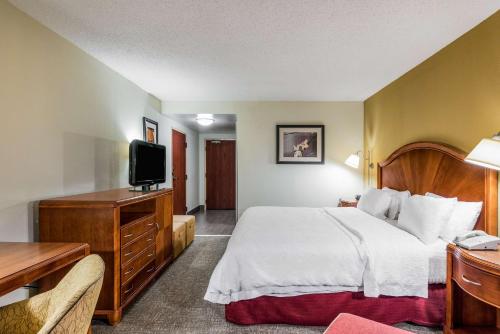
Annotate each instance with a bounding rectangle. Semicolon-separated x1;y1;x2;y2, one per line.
193;209;236;235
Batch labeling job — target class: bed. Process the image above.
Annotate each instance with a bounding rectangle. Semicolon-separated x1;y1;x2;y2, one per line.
205;142;498;326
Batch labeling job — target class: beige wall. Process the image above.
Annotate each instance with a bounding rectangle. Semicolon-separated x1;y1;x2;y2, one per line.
0;0;168;247
364;11;500;184
164;101;364;215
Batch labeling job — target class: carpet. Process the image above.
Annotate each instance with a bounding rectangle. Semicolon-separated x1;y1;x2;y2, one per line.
93;236;442;334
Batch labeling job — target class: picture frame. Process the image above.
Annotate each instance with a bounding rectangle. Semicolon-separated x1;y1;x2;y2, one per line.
276;125;324;164
143;117;158;144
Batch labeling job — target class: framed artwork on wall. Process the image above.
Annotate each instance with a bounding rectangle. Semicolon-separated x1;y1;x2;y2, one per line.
276;125;324;164
143;117;158;143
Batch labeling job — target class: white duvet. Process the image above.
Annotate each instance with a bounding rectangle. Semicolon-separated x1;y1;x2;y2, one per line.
205;206;432;304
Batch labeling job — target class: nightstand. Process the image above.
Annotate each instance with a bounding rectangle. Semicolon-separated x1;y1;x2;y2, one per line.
445;244;500;334
338;199;358;207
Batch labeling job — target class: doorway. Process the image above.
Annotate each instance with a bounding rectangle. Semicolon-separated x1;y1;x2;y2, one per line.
172;129;187;214
205;140;236;210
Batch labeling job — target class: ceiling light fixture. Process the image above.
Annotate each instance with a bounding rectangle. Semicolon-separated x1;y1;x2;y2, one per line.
196;114;215;126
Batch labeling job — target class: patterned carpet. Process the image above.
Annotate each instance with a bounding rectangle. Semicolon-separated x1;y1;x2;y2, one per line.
93;236;442;334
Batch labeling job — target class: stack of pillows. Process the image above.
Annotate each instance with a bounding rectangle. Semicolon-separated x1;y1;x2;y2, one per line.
357;188;482;244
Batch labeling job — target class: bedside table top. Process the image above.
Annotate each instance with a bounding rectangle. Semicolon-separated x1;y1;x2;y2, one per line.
447;243;500;276
339;198;358;203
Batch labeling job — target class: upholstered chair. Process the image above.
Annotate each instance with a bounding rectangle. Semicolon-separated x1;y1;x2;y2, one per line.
0;254;104;334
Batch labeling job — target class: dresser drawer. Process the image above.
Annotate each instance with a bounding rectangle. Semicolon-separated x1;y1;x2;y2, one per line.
121;215;156;246
121;230;156;265
121;245;155;285
121;261;156;305
452;256;500;307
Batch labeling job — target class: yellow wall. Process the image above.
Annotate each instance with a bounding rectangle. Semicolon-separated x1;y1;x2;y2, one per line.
364;11;500;184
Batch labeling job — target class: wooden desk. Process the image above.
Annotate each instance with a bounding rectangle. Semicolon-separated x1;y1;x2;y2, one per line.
0;242;89;297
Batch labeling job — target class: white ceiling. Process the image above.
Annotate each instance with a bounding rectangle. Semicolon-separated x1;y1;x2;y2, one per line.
9;0;499;101
168;114;236;134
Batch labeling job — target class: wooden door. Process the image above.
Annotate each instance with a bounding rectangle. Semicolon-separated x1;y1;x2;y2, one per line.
206;140;236;209
172;130;186;214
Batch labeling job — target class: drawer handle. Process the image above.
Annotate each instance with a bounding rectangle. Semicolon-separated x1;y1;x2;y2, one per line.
146;267;155;273
156;222;160;231
123;233;134;239
124;284;134;294
461;274;481;286
147;222;155;227
124;267;134;276
147;252;154;258
147;237;154;242
124;251;134;257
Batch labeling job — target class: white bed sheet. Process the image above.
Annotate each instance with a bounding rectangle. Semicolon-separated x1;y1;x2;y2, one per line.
387;218;447;284
205;206;436;304
427;238;448;284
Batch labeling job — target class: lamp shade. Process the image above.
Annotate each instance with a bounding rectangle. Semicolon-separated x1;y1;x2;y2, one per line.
345;153;360;169
465;137;500;171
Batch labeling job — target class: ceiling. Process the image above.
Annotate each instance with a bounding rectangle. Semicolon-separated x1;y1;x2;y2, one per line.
9;0;499;101
168;114;236;134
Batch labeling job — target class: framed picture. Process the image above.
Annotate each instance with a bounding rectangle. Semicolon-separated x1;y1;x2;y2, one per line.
276;125;324;164
143;117;158;143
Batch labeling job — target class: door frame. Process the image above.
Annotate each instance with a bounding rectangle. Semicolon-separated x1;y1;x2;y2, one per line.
172;128;187;214
204;138;237;211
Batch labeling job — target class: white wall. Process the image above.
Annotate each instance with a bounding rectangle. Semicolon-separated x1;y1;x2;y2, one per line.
198;133;237;207
163;102;364;215
0;2;180;305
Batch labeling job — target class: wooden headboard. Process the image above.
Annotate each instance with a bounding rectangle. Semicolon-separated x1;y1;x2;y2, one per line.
378;142;498;234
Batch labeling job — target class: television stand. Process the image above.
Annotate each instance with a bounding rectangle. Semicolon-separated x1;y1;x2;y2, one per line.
129;184;160;192
39;187;174;325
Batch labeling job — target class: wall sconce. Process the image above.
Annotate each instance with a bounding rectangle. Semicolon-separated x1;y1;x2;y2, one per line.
344;150;374;169
345;150;375;185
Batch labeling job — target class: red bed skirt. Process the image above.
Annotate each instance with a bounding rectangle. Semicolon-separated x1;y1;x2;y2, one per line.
225;284;445;327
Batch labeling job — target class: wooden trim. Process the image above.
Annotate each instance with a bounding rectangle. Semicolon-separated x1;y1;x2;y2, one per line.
484;169;499;236
378;141;498;234
39;188;173;208
379;142;466;167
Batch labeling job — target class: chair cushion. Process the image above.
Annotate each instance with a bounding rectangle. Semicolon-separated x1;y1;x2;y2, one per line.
324;313;411;334
173;215;195;224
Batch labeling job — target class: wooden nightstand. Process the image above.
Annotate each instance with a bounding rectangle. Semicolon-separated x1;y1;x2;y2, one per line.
338;199;358;207
445;244;500;334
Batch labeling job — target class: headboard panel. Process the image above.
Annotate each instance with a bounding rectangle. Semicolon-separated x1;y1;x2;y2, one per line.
378;142;498;234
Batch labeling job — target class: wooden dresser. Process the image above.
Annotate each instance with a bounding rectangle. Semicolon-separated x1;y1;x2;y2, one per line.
39;188;174;325
445;244;500;334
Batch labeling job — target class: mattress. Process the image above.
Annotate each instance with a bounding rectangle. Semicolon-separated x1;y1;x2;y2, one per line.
206;206;437;304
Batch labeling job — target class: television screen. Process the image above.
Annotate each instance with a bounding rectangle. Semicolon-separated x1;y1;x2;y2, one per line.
129;140;166;186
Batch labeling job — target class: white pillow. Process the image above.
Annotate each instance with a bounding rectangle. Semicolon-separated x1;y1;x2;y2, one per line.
357;188;392;219
398;195;457;244
425;192;483;242
382;187;411;220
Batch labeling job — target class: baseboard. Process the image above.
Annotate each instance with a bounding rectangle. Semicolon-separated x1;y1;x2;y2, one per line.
187;205;203;215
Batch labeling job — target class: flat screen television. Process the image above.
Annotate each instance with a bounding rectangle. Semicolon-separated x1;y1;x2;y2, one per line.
129;139;166;187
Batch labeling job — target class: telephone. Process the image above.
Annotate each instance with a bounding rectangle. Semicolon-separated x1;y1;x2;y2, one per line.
454;230;500;250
